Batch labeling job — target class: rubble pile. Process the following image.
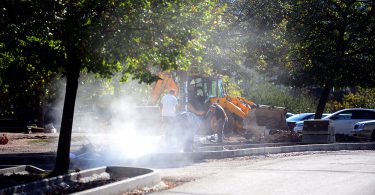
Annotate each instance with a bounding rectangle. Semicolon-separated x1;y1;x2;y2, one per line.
265;130;301;143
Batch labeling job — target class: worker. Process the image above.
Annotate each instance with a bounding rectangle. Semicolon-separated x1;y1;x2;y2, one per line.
160;89;178;140
206;103;228;143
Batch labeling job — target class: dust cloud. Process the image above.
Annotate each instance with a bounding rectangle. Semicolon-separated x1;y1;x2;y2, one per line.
49;74;197;168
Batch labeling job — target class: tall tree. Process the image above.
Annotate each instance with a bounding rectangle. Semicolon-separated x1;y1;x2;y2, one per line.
1;0;223;175
286;0;375;118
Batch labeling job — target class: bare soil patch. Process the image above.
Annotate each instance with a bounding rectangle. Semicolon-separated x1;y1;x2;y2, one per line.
0;133;59;153
0;132;91;154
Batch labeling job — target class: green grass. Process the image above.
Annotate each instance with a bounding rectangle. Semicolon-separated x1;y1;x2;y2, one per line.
27;139;50;144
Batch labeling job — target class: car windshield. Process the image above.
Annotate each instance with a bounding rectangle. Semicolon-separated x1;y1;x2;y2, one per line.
287;113;314;122
290;113;331;123
322;114;332;119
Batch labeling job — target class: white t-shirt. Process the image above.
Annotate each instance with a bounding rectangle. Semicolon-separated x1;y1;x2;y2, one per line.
161;94;178;117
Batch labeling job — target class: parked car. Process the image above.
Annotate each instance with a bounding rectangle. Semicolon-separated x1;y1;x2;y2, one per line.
297;108;375;135
286;112;294;119
293;113;331;133
287;113;316;131
352;120;375;141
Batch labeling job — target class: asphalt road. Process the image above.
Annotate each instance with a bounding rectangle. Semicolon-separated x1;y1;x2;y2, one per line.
154;150;375;195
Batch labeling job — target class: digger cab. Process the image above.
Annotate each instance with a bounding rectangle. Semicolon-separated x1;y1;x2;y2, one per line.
184;75;226;115
150;71;225;113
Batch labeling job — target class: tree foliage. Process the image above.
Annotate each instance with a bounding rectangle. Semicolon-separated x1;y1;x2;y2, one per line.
285;0;375;117
201;0;375;119
286;0;375;88
239;77;316;113
1;0;224;174
0;0;60;123
327;87;375;111
201;0;289;81
219;0;375;116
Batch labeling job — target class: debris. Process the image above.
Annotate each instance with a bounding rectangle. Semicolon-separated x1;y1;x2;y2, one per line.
264;130;301;142
44;123;57;133
207;134;218;143
77;172;111;184
34;135;48;139
0;134;9;145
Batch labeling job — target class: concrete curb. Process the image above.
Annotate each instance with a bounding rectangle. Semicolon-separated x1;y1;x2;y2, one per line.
196;142;295;152
136;142;375;163
0;166;160;195
191;142;375;160
73;167;161;195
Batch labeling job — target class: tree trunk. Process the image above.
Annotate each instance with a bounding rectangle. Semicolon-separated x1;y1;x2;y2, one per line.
36;90;45;127
52;67;80;175
314;85;332;119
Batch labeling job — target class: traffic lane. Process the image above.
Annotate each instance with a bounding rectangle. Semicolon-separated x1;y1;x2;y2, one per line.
155;151;375;195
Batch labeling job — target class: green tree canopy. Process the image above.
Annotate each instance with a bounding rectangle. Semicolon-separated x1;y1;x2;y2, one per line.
285;0;375;118
1;0;224;174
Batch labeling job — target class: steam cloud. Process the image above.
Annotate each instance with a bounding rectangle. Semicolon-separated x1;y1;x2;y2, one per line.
50;74;196;169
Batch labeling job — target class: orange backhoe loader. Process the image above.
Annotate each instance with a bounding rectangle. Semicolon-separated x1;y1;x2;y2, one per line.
150;71;288;139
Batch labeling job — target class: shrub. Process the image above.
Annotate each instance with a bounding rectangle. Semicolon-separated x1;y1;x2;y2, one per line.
240;81;317;113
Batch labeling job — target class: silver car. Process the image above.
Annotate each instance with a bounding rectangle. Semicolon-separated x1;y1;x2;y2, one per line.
352;120;375;141
294;108;375;135
327;108;375;135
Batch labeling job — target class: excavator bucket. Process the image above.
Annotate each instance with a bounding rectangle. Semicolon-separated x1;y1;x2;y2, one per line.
243;105;288;138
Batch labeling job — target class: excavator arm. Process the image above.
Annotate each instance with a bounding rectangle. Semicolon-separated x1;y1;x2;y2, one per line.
150;73;179;105
210;97;248;118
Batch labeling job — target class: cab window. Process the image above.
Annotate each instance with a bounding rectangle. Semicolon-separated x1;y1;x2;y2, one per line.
209;80;217;97
218;79;224;98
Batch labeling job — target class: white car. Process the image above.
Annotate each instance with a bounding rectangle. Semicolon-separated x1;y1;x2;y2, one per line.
295;108;375;135
352;120;375;141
